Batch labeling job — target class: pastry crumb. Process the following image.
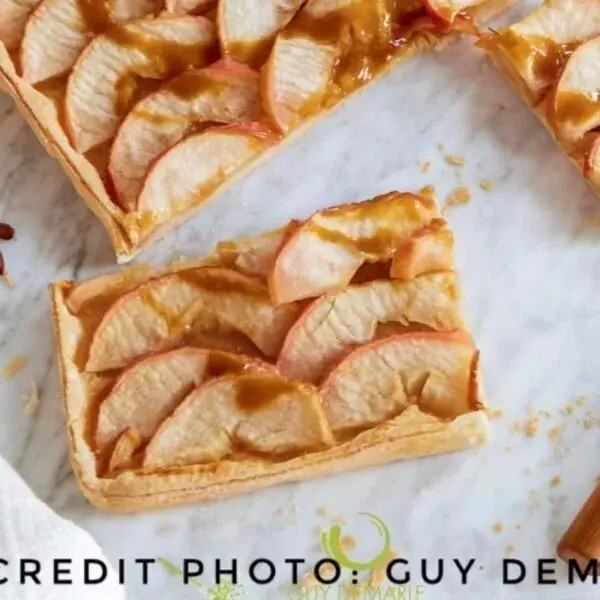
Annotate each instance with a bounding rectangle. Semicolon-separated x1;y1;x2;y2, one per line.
1;271;15;289
486;407;504;420
575;395;587;406
419;160;431;173
506;544;515;555
437;142;445;151
495;102;506;110
549;475;562;488
479;180;495;192
23;383;39;416
444;154;465;167
316;506;330;517
583;412;599;429
515;523;522;531
562;404;574;415
333;516;348;526
584;215;600;227
2;355;27;380
341;535;356;550
529;489;540;509
492;522;504;534
443;187;471;213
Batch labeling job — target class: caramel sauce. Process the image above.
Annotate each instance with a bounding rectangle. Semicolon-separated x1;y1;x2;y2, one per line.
492;30;575;91
311;192;425;256
205;351;245;377
285;0;426;103
234;373;299;413
139;286;187;335
164;69;230;100
77;0;112;34
555;90;600;128
105;24;219;116
177;269;269;299
225;39;275;70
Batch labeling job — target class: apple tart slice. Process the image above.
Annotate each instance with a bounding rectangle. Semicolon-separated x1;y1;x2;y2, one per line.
480;0;600;198
1;0;516;261
51;190;489;512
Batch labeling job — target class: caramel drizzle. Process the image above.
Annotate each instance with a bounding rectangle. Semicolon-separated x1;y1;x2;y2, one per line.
234;373;301;413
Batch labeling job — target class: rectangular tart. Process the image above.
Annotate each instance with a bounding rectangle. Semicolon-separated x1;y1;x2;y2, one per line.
2;0;514;262
50;190;489;512
480;0;600;197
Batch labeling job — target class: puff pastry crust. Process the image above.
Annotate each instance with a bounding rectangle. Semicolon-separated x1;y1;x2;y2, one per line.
2;0;515;262
50;190;489;512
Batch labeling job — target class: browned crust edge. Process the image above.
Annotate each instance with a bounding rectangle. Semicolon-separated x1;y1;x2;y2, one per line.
2;0;517;263
50;273;490;514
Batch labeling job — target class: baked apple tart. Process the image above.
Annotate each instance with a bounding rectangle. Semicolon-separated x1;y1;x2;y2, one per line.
480;0;600;197
50;190;488;511
1;0;514;261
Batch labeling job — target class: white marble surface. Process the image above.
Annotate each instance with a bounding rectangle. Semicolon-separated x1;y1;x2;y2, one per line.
2;4;600;599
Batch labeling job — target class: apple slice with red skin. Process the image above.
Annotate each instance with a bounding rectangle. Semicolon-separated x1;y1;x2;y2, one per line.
107;427;143;472
108;59;261;211
96;347;272;452
19;0;163;84
0;0;39;52
549;35;600;145
166;0;216;15
218;0;304;65
261;32;339;133
64;15;217;153
135;123;274;215
85;266;302;372
144;372;333;467
320;331;481;437
480;0;600;104
390;218;454;279
277;272;464;384
422;0;482;29
584;134;600;190
268;191;441;305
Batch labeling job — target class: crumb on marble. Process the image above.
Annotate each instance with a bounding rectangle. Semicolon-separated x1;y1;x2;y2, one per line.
2;355;27;380
583;412;599;429
549;475;562;488
444;154;466;167
437;142;445;151
562;404;574;415
419;161;431;173
547;424;565;440
495;102;507;110
316;506;330;517
486;407;504;420
506;544;515;555
479;180;495;192
443;187;471;213
333;516;348;526
584;215;600;227
529;489;540;509
23;383;39;416
575;395;587;406
2;271;15;289
341;535;356;550
367;550;398;589
515;524;522;531
492;522;504;534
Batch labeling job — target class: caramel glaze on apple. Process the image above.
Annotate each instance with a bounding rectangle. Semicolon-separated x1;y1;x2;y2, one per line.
77;0;113;34
233;372;308;413
481;30;576;100
554;91;600;131
310;191;433;256
107;25;220;117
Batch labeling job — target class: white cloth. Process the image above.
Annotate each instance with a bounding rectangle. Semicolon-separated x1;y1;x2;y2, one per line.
0;456;125;600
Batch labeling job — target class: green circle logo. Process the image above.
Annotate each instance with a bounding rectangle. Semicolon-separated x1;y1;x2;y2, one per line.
321;513;391;572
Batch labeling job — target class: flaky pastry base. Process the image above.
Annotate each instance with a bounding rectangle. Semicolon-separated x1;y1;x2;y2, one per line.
2;0;515;263
50;262;489;513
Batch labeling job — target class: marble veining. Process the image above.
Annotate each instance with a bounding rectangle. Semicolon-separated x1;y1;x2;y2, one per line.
2;3;600;598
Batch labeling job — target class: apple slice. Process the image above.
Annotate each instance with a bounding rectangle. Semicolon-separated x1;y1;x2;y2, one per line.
144;372;333;467
96;347;271;451
261;33;339;132
390;219;454;279
215;226;292;279
64;15;217;153
20;0;163;84
0;0;39;51
584;134;600;190
550;36;600;144
481;0;600;103
108;61;261;211
86;267;302;372
320;331;481;436
218;0;303;65
136;124;274;215
422;0;482;28
166;0;216;15
269;191;440;304
107;427;143;472
277;272;464;384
